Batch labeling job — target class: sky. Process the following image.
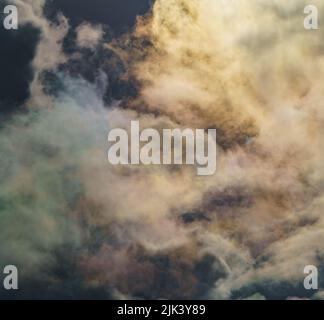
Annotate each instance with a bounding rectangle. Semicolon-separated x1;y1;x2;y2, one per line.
0;0;324;300
49;0;150;32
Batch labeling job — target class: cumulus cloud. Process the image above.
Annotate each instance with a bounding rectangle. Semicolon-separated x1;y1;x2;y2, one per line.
76;23;104;49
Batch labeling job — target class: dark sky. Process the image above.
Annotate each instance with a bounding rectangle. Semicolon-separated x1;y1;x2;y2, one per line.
0;0;40;114
0;23;40;114
50;0;151;33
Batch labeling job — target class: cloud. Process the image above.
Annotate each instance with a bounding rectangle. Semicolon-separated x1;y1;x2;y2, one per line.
122;0;324;299
1;0;324;299
76;23;103;49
